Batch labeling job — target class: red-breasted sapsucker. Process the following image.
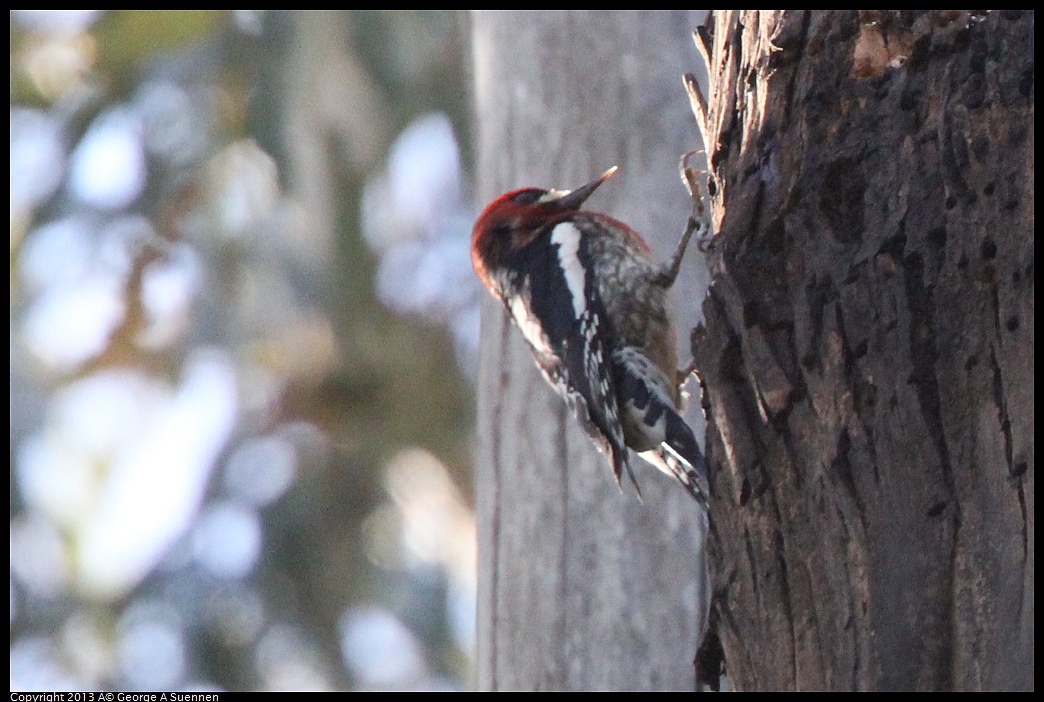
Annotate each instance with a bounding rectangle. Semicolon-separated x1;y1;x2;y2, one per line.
471;166;709;506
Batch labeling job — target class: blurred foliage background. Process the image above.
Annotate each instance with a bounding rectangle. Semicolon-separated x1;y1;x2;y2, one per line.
11;10;479;691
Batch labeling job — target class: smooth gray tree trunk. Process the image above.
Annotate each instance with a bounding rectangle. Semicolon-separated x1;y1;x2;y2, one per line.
471;10;711;691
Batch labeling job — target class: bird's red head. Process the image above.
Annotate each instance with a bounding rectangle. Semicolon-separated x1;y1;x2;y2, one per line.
471;167;618;284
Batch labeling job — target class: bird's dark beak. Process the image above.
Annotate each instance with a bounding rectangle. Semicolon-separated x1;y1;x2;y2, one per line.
558;166;618;209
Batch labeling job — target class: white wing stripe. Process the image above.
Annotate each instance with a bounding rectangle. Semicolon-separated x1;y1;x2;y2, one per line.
551;222;587;318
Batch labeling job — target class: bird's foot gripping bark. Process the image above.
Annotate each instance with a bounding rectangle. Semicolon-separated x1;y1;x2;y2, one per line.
679;149;716;253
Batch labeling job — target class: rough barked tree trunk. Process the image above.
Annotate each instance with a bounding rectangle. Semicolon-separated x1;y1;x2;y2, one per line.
692;10;1033;691
471;10;711;691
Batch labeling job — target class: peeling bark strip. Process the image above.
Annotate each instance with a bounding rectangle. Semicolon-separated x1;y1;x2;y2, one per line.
691;10;1033;691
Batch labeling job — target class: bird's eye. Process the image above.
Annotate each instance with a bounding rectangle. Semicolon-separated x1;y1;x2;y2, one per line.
492;222;512;237
510;190;544;205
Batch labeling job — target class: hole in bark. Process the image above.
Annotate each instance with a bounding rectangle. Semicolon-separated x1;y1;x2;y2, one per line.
854;339;869;358
927;501;947;517
739;476;752;506
945;195;958;210
957;254;969;270
820;159;865;244
981;237;998;260
909;35;931;68
927;226;947;248
983;182;996;196
1012;461;1028;477
1005;315;1020;332
964;353;979;370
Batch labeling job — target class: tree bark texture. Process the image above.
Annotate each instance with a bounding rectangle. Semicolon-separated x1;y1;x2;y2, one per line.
692;10;1033;691
472;10;711;691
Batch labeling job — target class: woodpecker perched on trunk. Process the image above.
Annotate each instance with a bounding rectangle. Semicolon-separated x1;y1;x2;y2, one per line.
471;166;710;506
